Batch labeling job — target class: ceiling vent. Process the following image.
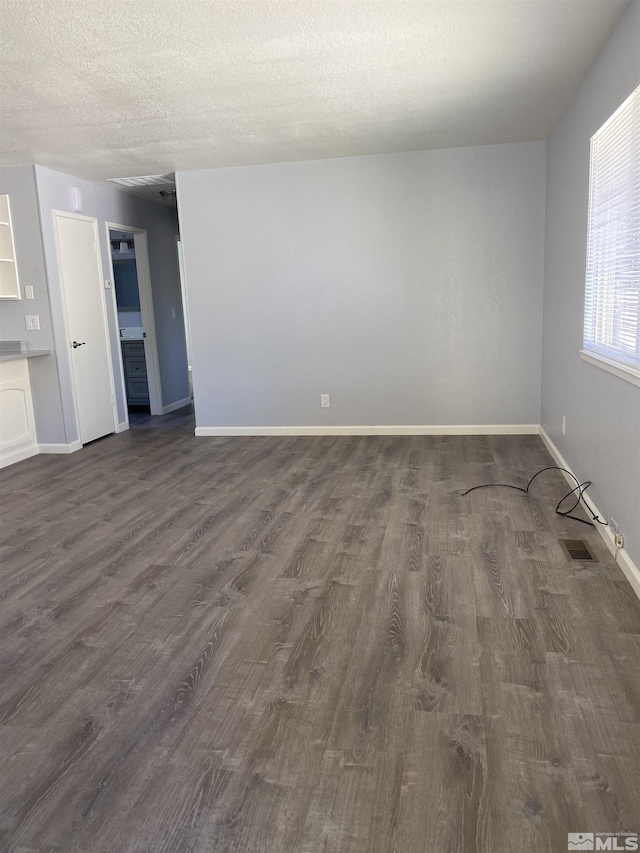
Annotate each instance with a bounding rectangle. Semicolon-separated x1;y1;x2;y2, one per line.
107;174;174;189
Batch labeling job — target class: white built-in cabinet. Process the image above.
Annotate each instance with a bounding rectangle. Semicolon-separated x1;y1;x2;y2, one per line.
0;194;21;300
0;358;38;467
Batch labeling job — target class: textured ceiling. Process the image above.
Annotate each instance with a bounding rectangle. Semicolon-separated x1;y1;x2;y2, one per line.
0;0;629;189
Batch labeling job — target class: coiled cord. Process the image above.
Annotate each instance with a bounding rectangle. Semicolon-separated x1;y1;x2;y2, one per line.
461;465;608;527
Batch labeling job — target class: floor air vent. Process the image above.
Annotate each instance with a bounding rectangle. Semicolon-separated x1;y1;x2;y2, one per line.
558;539;598;562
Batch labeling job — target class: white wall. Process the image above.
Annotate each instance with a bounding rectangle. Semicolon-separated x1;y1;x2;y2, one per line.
541;0;640;566
177;141;546;432
34;167;190;442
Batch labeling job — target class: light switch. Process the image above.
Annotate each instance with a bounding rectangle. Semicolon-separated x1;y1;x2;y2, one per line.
25;315;40;330
24;286;34;299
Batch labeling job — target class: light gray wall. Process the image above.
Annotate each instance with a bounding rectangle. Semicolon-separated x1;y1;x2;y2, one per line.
34;167;190;442
541;0;640;565
177;141;546;429
0;165;65;442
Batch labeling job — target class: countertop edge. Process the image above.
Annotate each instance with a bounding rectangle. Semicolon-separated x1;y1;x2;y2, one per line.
0;350;53;362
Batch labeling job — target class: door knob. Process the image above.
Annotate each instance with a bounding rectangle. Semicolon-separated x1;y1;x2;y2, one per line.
71;341;86;348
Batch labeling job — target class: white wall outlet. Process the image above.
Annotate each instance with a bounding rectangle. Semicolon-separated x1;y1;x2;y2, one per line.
610;519;624;548
25;315;40;330
24;285;34;299
320;394;330;408
171;307;177;319
561;415;566;435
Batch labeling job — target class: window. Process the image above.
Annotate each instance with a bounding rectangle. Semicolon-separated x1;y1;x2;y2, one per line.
582;84;640;384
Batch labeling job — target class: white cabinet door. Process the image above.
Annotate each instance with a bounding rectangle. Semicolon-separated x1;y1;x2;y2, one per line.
0;359;38;468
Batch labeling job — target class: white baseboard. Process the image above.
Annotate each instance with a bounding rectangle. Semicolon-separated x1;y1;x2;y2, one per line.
195;423;540;437
539;426;640;601
162;397;192;415
0;443;39;468
38;440;82;454
115;421;129;433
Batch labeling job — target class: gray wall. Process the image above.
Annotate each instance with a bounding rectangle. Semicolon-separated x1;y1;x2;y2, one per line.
177;141;546;429
0;165;65;441
541;0;640;565
34;167;190;442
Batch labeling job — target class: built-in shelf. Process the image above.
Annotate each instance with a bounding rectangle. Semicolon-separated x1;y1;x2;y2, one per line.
0;196;20;300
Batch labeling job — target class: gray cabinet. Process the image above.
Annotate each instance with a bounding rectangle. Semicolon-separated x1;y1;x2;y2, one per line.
121;341;149;405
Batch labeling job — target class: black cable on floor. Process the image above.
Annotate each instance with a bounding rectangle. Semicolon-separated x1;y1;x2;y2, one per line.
461;465;608;527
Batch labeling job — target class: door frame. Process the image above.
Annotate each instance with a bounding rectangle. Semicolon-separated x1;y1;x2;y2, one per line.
105;222;163;417
52;210;118;443
175;234;192;369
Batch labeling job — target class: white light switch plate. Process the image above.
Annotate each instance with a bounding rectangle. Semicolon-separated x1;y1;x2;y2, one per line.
24;286;34;299
25;315;40;330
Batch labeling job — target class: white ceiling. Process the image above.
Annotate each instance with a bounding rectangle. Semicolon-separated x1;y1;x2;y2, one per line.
0;0;629;193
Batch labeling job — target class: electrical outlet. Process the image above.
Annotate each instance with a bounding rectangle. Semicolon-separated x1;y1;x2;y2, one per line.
25;315;40;330
561;415;566;436
171;307;177;319
614;532;624;549
320;394;330;408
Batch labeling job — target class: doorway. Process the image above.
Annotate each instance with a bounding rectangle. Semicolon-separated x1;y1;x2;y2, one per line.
110;230;149;413
53;211;116;444
105;223;163;419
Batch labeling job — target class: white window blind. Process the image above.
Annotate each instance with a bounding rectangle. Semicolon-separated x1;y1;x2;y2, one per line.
583;84;640;374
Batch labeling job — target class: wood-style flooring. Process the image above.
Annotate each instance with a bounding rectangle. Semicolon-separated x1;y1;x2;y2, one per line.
1;408;639;852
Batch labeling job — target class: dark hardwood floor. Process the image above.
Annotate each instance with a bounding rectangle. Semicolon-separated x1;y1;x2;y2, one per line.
1;408;638;852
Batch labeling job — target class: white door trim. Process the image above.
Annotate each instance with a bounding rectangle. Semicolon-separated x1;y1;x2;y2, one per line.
175;235;192;368
53;210;118;443
105;222;163;416
103;245;130;433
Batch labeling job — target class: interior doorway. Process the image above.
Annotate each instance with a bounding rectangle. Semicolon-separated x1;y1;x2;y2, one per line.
110;230;149;413
105;223;163;420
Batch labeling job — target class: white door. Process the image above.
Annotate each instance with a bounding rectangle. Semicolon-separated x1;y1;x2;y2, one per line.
54;213;115;444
